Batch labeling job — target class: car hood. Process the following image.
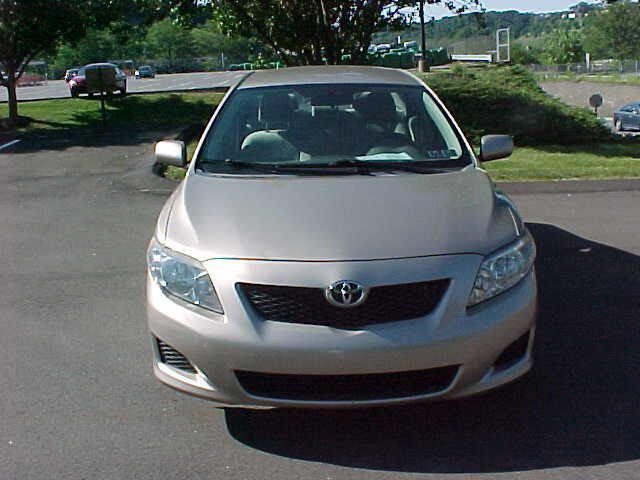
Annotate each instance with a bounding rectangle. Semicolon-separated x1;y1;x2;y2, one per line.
161;168;519;262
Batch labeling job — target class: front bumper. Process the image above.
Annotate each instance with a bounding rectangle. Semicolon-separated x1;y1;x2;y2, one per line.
147;255;537;408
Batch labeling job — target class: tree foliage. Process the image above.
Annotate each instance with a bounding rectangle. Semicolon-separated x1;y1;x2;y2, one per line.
0;0;159;125
584;2;640;62
209;0;481;65
540;28;584;64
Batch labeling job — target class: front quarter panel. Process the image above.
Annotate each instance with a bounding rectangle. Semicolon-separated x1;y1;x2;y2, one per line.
154;184;183;243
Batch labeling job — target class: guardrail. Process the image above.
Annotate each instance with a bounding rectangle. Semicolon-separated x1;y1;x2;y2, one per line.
451;54;492;63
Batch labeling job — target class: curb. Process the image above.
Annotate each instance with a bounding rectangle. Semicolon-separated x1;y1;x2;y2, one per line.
498;178;640;194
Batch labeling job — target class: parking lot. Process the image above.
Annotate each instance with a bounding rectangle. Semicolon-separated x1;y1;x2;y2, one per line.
541;80;640;136
2;135;639;480
0;71;246;102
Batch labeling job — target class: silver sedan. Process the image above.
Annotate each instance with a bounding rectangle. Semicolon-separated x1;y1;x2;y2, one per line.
147;66;537;408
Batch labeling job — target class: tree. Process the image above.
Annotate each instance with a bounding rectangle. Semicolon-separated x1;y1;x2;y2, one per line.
0;0;168;127
208;0;482;66
511;42;540;65
145;19;195;61
540;28;584;64
1;1;85;125
585;2;640;62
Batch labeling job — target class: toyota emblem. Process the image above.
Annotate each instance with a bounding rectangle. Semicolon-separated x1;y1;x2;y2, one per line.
325;280;368;308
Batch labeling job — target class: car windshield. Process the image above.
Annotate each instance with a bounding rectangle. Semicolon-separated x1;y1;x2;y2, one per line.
197;84;471;174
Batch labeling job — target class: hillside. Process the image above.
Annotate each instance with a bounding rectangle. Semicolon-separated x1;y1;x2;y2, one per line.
373;7;593;52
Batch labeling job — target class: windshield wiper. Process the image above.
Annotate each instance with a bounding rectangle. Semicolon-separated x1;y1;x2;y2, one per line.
199;159;359;175
286;159;451;174
199;159;452;175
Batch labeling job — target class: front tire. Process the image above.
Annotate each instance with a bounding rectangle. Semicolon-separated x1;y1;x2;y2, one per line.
70;87;79;98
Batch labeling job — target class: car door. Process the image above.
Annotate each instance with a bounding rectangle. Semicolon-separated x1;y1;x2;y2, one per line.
631;106;640;129
617;106;632;129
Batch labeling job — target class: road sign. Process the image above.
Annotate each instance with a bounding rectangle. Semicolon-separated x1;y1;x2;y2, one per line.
589;93;603;116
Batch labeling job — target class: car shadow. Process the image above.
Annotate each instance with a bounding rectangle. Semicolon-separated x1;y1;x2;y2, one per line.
224;223;640;473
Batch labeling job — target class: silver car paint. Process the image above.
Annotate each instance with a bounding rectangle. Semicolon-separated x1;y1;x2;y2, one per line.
162;168;519;262
148;66;537;407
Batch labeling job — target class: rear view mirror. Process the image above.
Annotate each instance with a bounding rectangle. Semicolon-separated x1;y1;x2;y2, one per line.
155;140;186;167
479;135;513;162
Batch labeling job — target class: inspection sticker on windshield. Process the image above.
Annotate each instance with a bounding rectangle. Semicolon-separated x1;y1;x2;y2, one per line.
426;149;458;159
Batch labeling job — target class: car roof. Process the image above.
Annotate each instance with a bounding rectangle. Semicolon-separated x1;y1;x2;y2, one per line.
84;63;117;69
238;66;422;89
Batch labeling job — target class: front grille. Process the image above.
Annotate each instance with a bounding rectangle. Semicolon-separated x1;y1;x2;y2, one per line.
238;279;449;329
156;339;197;374
235;366;459;401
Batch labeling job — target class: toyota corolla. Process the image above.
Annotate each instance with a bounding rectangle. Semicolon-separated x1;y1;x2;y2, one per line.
147;66;537;408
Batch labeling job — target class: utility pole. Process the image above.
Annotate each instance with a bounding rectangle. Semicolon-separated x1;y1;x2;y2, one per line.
418;0;429;72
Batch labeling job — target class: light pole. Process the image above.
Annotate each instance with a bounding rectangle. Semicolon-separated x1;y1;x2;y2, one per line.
418;0;429;72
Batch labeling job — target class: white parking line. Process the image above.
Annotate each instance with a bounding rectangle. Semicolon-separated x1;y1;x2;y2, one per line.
0;139;21;152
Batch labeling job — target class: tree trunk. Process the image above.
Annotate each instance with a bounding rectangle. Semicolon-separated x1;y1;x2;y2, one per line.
6;71;19;127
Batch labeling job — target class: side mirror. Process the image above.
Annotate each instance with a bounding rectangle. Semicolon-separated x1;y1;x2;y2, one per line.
155;140;186;167
479;135;513;162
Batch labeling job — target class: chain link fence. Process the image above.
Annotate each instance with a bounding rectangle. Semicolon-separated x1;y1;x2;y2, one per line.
529;60;640;77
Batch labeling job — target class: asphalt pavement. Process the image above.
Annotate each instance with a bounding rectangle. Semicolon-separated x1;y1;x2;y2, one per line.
540;80;640;136
2;136;639;479
0;71;247;102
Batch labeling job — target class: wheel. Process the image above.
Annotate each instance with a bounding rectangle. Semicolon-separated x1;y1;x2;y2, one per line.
70;87;79;98
119;85;127;97
615;119;624;132
88;92;94;98
135;75;140;79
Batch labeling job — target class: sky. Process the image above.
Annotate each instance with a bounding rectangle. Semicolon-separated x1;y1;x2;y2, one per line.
429;0;600;18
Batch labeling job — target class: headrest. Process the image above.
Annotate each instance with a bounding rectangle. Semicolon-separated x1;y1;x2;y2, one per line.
258;92;297;126
353;91;397;124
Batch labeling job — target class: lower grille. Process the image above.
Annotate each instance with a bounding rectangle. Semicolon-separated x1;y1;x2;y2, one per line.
235;366;459;402
156;339;197;374
238;279;450;329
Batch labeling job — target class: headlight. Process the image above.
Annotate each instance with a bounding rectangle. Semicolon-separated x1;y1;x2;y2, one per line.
147;240;223;313
468;230;536;307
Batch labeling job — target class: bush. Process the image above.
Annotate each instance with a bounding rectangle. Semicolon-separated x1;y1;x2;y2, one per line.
425;65;611;146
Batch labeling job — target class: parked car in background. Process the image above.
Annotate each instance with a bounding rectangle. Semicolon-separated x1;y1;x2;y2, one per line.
67;63;127;97
147;66;537;409
613;103;640;131
64;68;79;82
135;65;155;79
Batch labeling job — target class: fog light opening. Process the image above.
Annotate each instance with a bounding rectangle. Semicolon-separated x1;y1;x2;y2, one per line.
156;338;197;374
494;331;530;371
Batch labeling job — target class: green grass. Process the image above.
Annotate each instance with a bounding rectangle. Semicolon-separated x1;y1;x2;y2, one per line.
3;73;639;183
0;92;224;134
485;143;640;181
